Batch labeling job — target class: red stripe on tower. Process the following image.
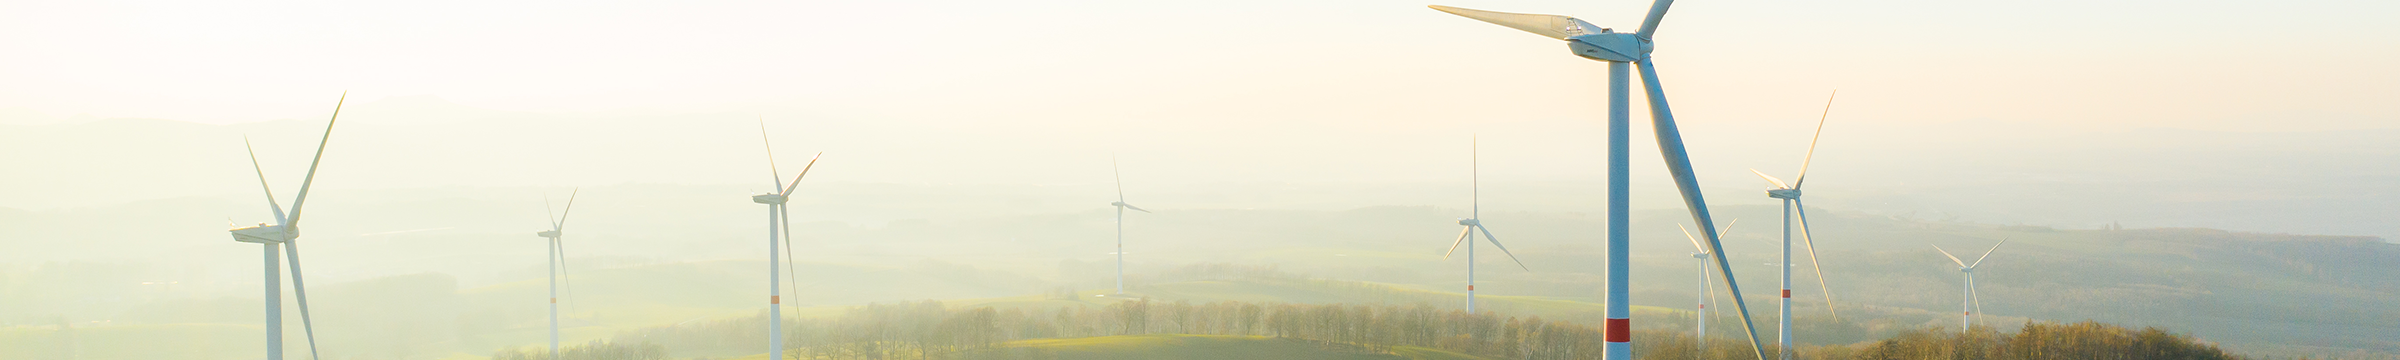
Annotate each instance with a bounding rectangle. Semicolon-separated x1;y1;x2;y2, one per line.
1606;319;1630;342
550;298;557;304
772;295;781;304
1467;285;1474;291
1782;289;1791;298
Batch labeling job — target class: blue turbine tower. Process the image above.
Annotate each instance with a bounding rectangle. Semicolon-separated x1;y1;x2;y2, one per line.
1429;3;1767;359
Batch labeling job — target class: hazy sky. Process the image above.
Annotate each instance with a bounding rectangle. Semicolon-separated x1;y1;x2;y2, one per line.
2;0;2393;131
3;0;2396;241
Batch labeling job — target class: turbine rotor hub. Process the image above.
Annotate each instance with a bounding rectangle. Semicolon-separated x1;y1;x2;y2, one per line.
1458;218;1480;226
1692;252;1709;259
751;194;788;204
1766;189;1802;199
1111;201;1127;207
537;230;561;238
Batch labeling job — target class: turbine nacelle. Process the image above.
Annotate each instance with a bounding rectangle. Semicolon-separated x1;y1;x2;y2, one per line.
1568;32;1650;62
537;230;561;239
1457;218;1481;226
751;194;788;205
1691;252;1710;259
1766;188;1801;199
230;224;292;244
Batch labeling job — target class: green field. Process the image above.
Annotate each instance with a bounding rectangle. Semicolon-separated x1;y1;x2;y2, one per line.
716;335;1495;360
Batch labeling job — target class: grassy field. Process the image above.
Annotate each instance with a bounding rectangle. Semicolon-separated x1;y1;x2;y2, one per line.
720;334;1495;360
981;335;1493;360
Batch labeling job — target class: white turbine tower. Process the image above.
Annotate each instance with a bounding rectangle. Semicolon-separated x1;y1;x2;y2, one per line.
1441;137;1529;313
1431;2;1769;358
227;93;344;360
1109;158;1150;295
535;189;580;357
752;121;821;360
1935;239;2007;330
1678;219;1735;352
1749;91;1841;359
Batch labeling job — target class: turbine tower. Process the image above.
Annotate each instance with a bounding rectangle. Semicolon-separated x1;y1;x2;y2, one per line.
1109;157;1150;295
1678;220;1735;352
1748;91;1841;359
752;121;821;360
1430;2;1768;359
227;92;344;360
1440;137;1529;313
1935;239;2007;330
536;189;580;357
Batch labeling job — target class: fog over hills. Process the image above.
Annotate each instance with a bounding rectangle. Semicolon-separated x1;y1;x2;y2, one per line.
3;96;2397;358
4;95;2394;237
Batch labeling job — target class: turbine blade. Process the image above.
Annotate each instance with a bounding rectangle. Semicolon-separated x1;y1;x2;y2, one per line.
1441;226;1472;260
1427;5;1601;40
760;118;783;191
1475;225;1529;271
780;205;803;311
1970;238;2007;268
243;137;290;224
1112;156;1126;202
1123;204;1152;213
1793;90;1836;189
1718;217;1740;247
1748;169;1790;190
283;241;323;360
555;238;578;313
779;152;821;196
1796;200;1838;320
1640;58;1767;360
542;193;560;230
555;188;579;230
1969;274;1985;325
1635;0;1677;38
1705;259;1723;323
283;91;345;229
1678;223;1707;253
1934;245;1968;268
1471;135;1479;219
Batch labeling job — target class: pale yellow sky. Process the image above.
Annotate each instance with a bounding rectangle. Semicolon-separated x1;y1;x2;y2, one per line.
1;0;2393;131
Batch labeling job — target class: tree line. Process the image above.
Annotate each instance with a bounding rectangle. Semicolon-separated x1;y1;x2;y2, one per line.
531;298;2252;360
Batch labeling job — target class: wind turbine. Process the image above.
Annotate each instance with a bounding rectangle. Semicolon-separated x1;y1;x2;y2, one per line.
1430;2;1768;359
1748;91;1841;359
752;121;820;360
1677;219;1735;352
535;189;580;357
1109;157;1150;295
1935;239;2006;330
227;92;344;360
1440;137;1529;313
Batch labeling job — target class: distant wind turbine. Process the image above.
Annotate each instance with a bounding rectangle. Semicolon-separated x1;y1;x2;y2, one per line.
1935;239;2007;330
1109;157;1150;295
1749;91;1841;359
751;121;820;360
1678;219;1735;352
535;189;580;357
1441;137;1529;313
227;92;345;360
1430;1;1767;358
